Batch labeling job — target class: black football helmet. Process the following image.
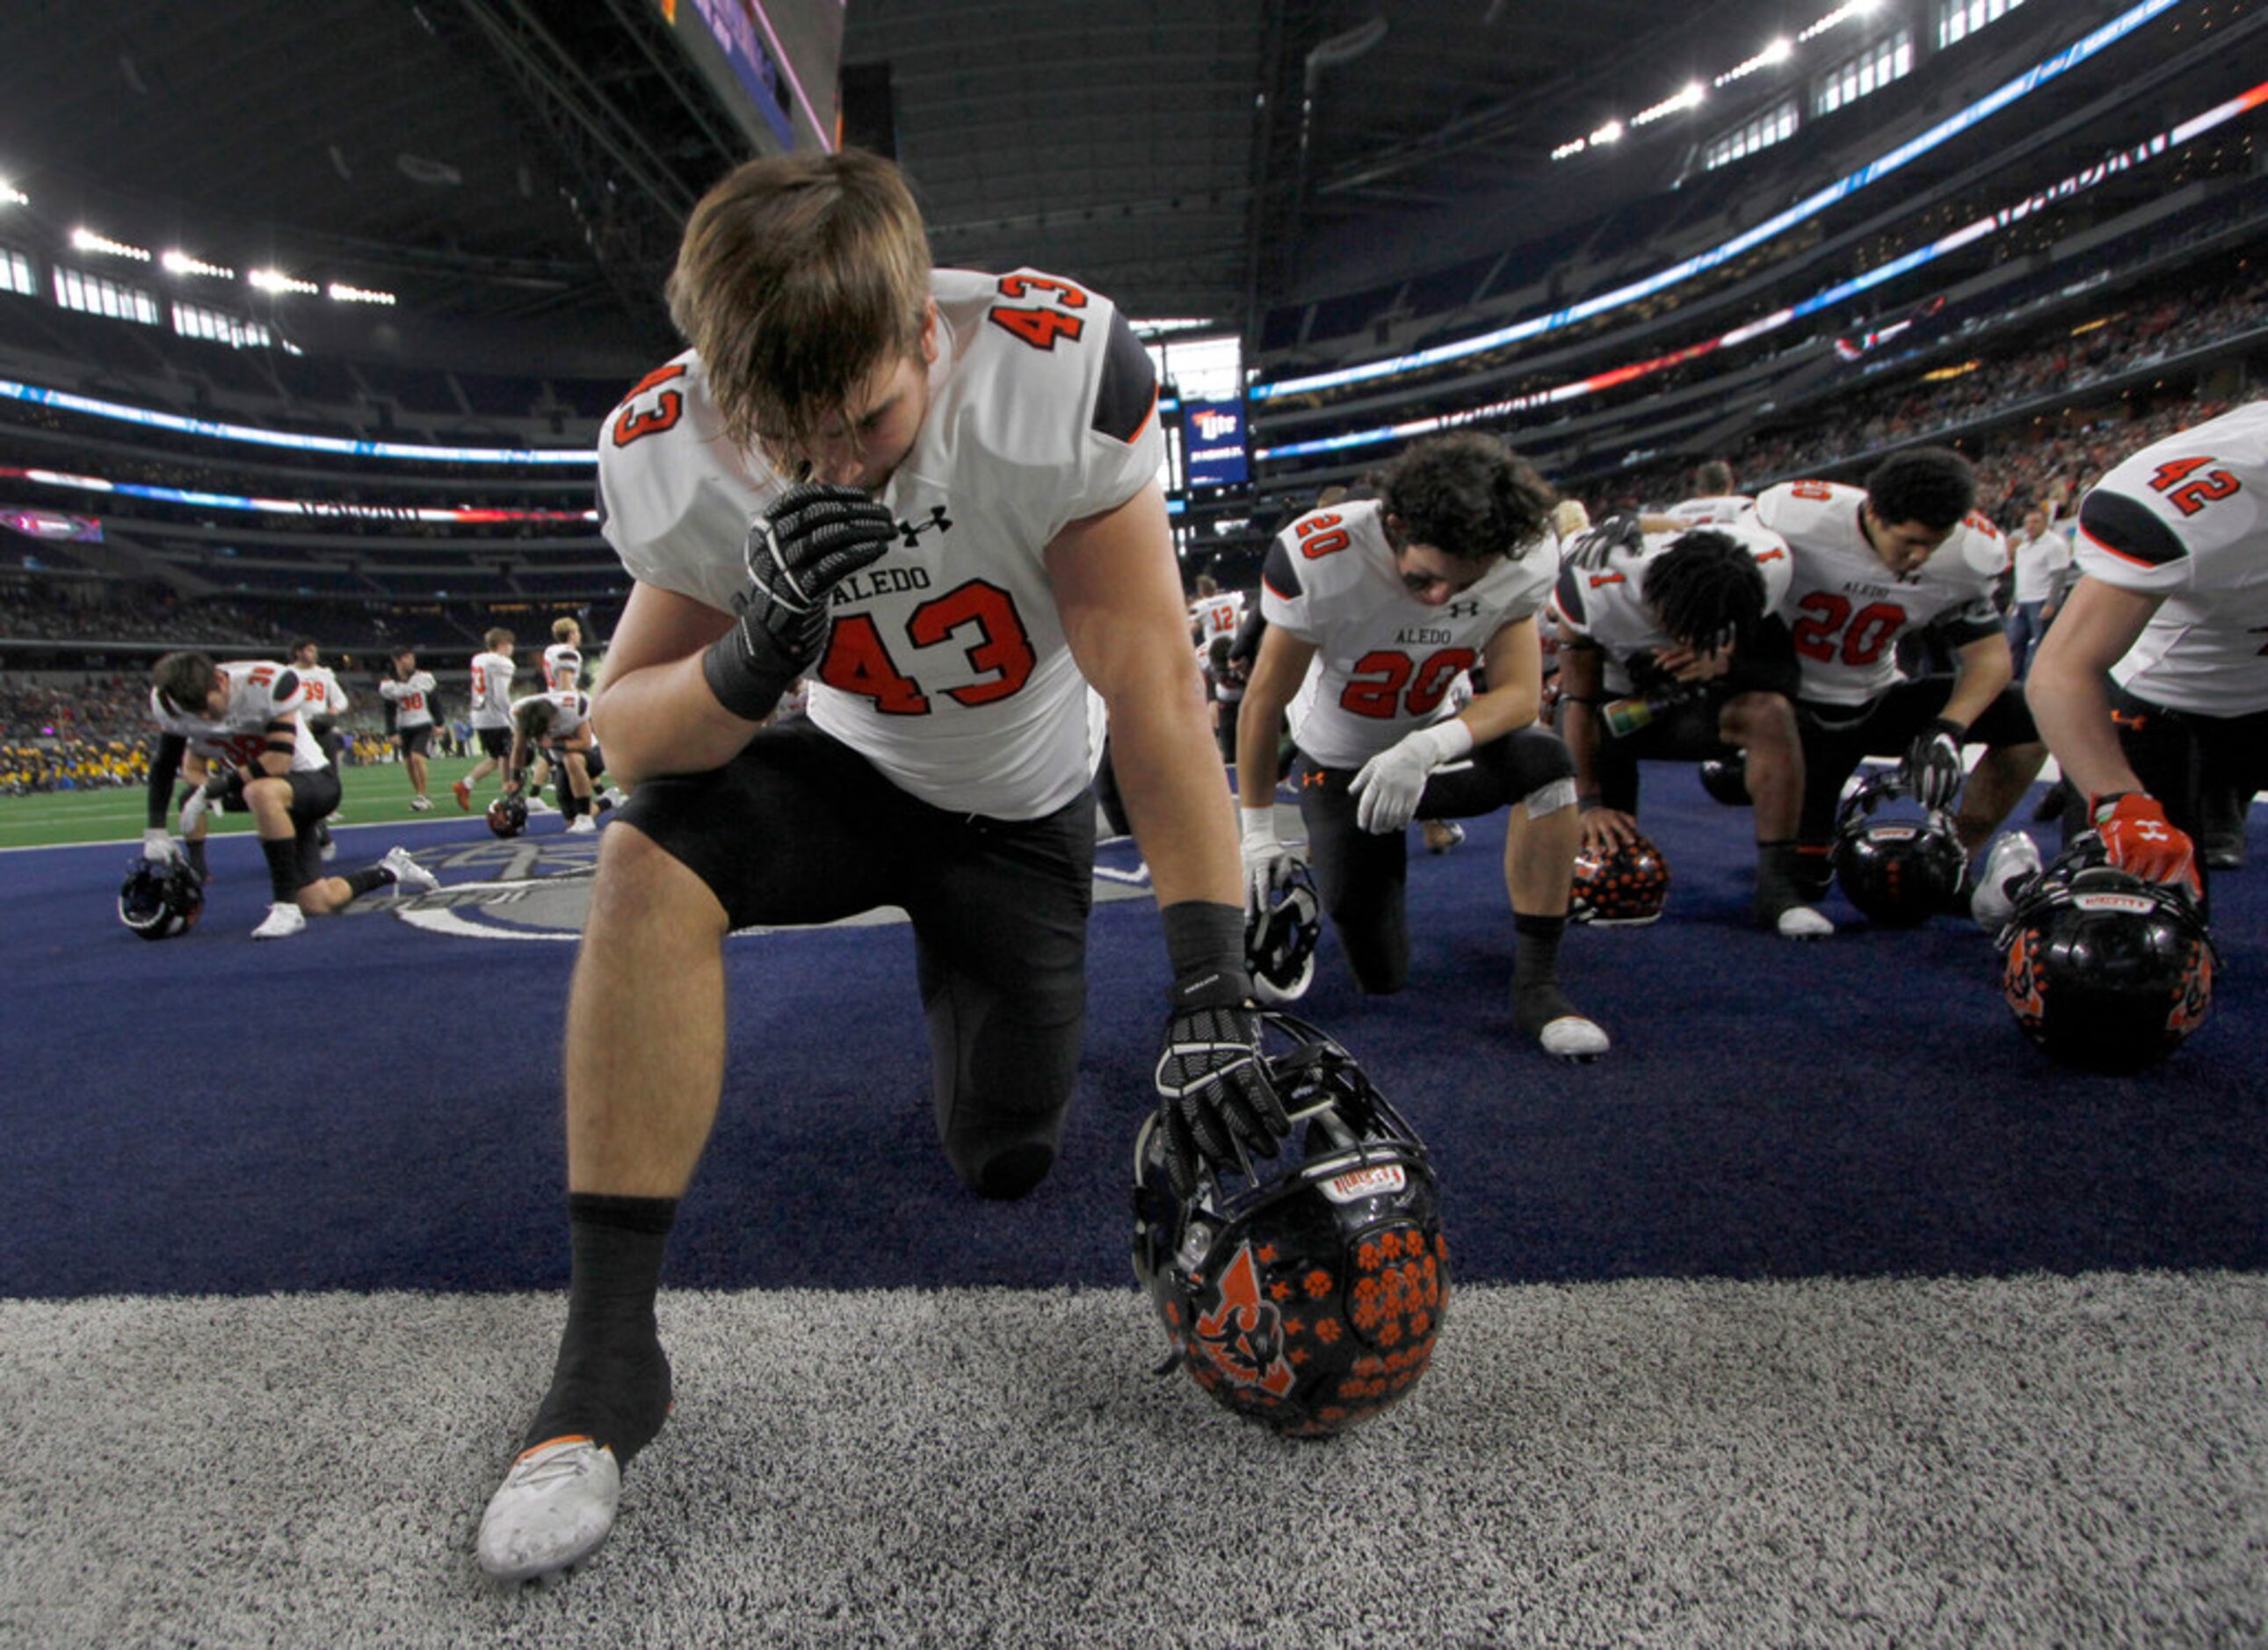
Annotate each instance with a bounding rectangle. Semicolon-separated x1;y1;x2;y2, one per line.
118;856;204;940
1833;768;1965;927
1699;754;1751;807
486;795;529;839
1245;860;1322;1005
1133;1012;1449;1440
1569;831;1670;925
1996;836;2216;1073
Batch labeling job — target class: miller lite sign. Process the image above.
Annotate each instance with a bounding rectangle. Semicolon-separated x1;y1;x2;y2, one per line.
1182;395;1250;489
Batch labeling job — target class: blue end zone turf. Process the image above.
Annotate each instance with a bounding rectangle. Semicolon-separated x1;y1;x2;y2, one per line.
4;768;2262;1299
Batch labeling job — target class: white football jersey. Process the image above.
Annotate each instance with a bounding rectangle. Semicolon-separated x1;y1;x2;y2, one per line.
1756;479;2008;707
380;670;438;727
1191;589;1247;650
1551;517;1795;696
1260;498;1556;770
1662;494;1757;526
148;660;327;772
294;663;348;720
599;266;1163;818
542;642;583;695
468;650;518;728
511;690;591;738
2076;400;2268;716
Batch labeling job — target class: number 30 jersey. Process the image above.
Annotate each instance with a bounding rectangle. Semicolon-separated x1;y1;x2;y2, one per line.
1259;499;1556;770
1755;479;2009;708
147;661;327;771
2076;401;2268;716
598;267;1163;819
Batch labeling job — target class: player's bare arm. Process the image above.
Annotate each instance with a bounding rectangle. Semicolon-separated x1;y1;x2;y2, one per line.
1939;629;2018;730
1049;483;1241;910
1554;640;1635;849
2025;575;2161;800
1235;623;1316;814
584;581;744;786
1465;616;1544;740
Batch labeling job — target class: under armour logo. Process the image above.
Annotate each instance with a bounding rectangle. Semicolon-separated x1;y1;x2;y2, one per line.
1301;771;1327;788
1444;600;1483;619
898;504;953;547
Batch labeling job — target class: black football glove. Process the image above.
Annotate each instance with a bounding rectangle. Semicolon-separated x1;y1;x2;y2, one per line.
702;481;896;721
1161;974;1288;1197
1902;717;1967;812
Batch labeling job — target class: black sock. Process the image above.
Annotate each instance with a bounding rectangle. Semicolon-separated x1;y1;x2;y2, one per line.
1511;913;1576;1034
343;865;390;900
1755;839;1801;923
257;836;300;904
522;1194;678;1464
185;837;208;879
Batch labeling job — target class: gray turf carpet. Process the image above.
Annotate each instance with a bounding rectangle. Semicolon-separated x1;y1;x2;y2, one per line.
3;1273;2264;1647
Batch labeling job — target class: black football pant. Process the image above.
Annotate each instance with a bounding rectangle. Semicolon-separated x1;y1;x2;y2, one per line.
1292;725;1574;995
614;719;1095;1199
1795;677;2038;852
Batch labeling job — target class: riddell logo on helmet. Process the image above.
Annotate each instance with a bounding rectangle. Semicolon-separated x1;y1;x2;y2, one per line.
2073;893;2155;915
1322;1164;1407;1204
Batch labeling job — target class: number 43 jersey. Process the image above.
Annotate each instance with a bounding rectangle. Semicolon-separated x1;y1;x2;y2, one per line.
2076;401;2268;717
1259;498;1557;770
1755;479;2009;708
598;266;1163;819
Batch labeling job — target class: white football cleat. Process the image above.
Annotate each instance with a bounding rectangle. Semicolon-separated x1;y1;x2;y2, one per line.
1775;904;1834;940
565;814;598;835
380;846;438;894
409;794;434;812
251;901;306;940
1538;1015;1610;1062
1970;830;2043;930
525;795;555;814
475;1437;621;1583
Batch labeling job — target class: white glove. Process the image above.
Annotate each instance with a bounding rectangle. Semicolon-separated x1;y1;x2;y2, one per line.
1240;807;1295;914
179;785;213;834
142;828;178;864
1349;720;1475;835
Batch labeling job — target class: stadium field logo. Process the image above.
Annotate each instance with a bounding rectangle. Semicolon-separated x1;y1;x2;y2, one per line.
363;832;1156;943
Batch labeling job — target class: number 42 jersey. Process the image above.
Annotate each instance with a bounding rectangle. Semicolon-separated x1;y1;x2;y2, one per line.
598;267;1163;820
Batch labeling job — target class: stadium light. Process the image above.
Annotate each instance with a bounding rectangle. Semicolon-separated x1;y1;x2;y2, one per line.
249;267;318;296
326;281;396;306
70;228;153;262
0;180;25;207
1590;119;1626;146
1633;83;1706;128
162;250;235;279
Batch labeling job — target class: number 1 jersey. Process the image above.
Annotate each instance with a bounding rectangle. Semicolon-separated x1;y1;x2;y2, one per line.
598;267;1163;819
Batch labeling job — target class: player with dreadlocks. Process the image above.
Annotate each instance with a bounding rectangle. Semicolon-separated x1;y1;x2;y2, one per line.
1553;519;1833;937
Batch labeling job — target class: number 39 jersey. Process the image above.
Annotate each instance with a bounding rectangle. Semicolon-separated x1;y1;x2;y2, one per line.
147;661;327;772
598;266;1163;819
1260;499;1556;769
1755;479;2009;707
2076;401;2268;716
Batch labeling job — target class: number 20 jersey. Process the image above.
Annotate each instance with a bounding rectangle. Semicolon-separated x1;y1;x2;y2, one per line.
1259;500;1556;770
2076;401;2268;716
598;267;1163;819
1754;480;2009;708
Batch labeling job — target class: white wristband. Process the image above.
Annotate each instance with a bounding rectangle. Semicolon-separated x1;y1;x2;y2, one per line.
1239;806;1279;849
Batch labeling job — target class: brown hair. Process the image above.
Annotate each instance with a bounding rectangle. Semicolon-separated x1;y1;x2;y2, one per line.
1377;431;1557;564
151;652;220;717
485;627;514;650
552;617;578;642
667;148;932;456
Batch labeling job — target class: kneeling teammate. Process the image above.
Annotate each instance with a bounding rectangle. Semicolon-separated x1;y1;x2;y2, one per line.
1554;517;1830;937
1237;431;1606;1059
1755;449;2047;915
144;652;437;938
502;690;620;833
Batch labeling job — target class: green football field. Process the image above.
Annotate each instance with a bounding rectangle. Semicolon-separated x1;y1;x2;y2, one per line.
0;756;496;851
